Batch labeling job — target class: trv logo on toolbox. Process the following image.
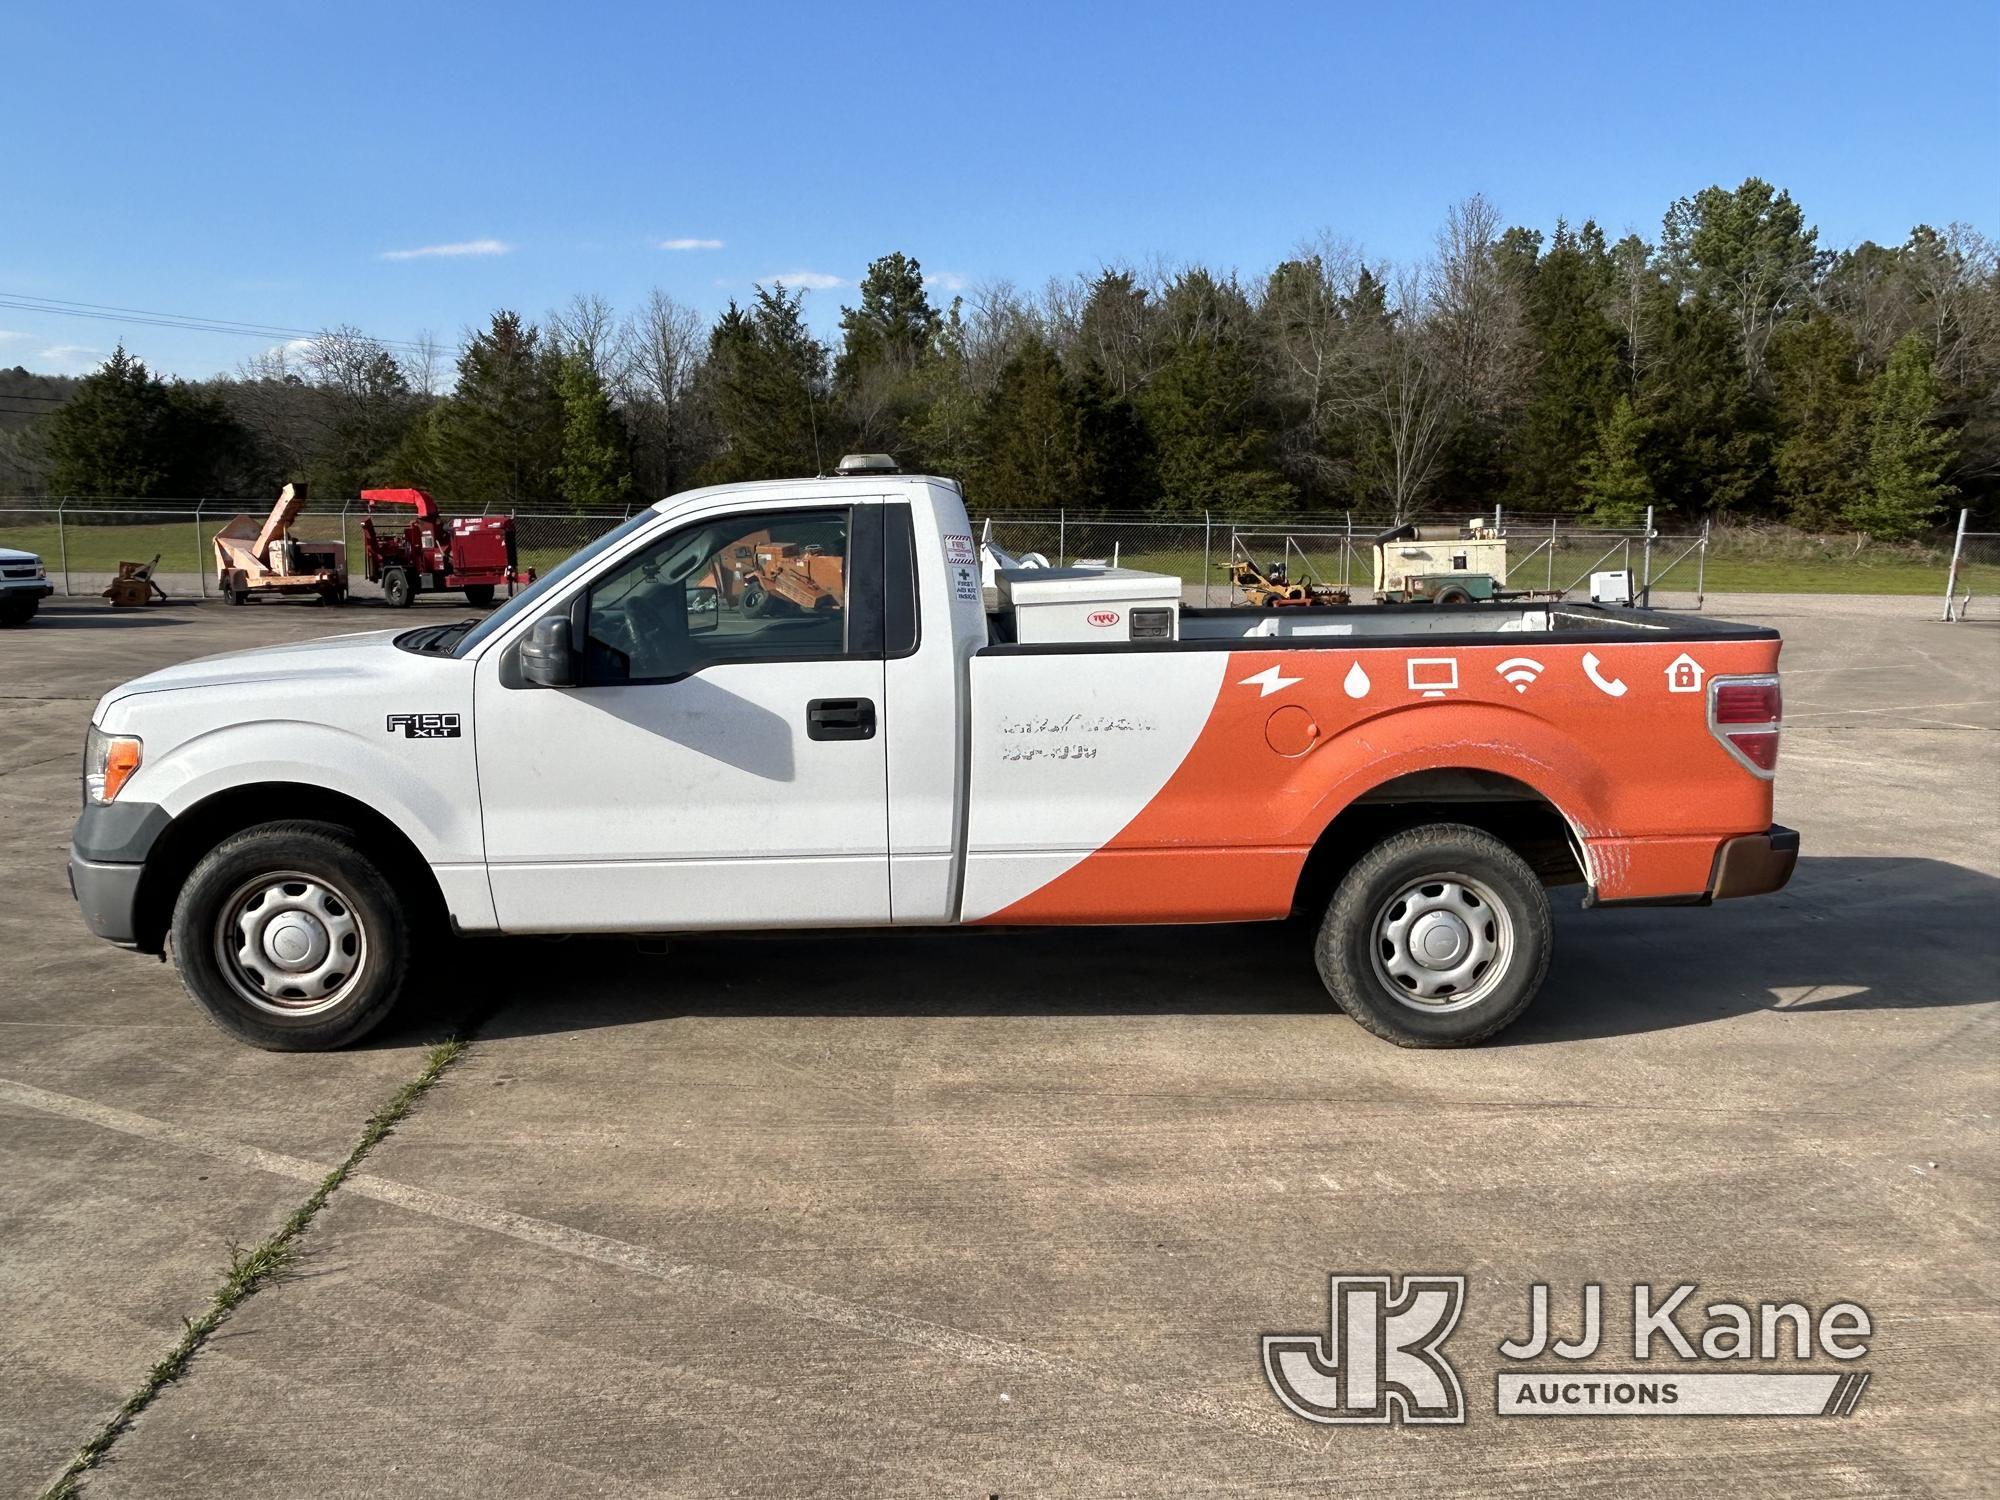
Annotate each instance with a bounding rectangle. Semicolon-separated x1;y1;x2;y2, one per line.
1263;1275;1872;1425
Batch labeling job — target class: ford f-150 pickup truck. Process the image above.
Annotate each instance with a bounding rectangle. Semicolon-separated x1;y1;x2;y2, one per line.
69;462;1796;1051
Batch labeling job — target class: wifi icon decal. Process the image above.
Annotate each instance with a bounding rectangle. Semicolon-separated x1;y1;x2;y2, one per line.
1495;657;1545;694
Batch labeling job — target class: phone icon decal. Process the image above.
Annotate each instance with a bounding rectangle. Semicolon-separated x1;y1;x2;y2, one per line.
1582;652;1628;698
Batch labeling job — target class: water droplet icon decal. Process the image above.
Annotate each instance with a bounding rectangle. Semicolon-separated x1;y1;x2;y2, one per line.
1343;661;1370;699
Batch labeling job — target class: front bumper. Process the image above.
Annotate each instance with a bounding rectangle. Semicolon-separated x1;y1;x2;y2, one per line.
3;582;54;600
1708;824;1800;900
68;800;172;949
68;854;144;946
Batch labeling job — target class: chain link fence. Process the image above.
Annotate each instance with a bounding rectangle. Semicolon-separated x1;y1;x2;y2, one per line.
977;506;1712;606
2;497;1991;609
1940;510;2000;621
0;500;638;600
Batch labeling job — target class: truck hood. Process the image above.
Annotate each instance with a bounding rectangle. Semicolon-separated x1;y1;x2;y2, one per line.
94;629;413;716
0;546;40;564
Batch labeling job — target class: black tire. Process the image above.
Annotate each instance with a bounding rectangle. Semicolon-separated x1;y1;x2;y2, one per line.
1314;823;1551;1048
740;580;768;618
0;597;36;627
462;583;496;608
227;587;248;606
1433;586;1474;605
382;568;415;608
169;821;411;1051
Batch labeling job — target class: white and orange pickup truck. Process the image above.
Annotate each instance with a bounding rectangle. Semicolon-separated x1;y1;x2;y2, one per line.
70;458;1794;1051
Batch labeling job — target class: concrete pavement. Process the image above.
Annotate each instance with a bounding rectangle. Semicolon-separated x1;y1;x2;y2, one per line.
2;592;1994;1497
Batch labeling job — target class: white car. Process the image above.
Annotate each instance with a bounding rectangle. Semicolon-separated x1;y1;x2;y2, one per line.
0;545;54;626
69;460;1793;1051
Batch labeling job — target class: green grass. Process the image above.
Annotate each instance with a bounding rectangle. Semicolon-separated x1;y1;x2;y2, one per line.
39;1037;470;1500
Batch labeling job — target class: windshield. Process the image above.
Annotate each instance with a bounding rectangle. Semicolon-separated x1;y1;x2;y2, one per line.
451;510;658;658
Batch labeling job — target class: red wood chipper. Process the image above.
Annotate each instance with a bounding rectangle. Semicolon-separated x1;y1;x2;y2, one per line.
358;489;535;608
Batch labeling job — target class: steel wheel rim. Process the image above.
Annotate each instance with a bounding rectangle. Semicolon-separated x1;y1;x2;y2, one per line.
1369;870;1513;1014
213;870;367;1018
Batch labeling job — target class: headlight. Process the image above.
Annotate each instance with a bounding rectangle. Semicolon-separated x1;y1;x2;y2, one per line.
83;726;142;804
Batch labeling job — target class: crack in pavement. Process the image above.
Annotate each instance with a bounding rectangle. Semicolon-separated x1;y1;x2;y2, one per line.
0;1074;1312;1459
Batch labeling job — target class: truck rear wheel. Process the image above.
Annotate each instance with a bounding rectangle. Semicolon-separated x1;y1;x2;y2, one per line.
169;821;411;1051
462;584;496;608
1315;823;1550;1047
382;568;415;608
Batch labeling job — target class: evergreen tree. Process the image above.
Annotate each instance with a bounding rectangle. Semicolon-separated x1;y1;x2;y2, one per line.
1661;178;1819;384
1767;316;1871;528
430;312;561;507
1576;396;1654;523
1509;222;1621;508
971;335;1150;513
1638;290;1774;515
702;286;832;483
835;253;943;454
835;252;941;388
45;346;244;496
553;349;633;510
1852;334;1957;539
1138;330;1291;516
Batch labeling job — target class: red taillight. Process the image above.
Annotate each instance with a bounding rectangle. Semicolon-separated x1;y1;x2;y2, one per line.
1709;675;1781;777
1714;681;1781;724
1726;730;1780;771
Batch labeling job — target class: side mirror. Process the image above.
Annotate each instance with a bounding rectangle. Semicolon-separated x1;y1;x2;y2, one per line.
520;616;574;687
687;585;719;635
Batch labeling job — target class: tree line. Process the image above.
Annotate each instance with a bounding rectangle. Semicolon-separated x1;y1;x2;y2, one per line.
4;179;1993;539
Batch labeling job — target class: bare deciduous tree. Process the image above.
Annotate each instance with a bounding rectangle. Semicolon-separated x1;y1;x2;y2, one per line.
625;290;708;494
1426;195;1531;422
549;292;632;385
1335;272;1455;522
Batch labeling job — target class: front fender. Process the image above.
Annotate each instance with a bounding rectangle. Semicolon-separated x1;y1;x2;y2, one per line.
127;718;483;865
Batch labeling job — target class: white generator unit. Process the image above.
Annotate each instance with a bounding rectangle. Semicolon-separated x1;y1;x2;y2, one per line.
996;566;1182;644
1591;569;1635;605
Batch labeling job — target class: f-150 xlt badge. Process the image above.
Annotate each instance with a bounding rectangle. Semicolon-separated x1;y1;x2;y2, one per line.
386;713;461;739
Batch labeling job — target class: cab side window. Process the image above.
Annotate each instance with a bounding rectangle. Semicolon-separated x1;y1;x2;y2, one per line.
582;508;850;684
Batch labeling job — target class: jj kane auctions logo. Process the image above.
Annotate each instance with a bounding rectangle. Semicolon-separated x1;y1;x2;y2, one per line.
1264;1276;1872;1423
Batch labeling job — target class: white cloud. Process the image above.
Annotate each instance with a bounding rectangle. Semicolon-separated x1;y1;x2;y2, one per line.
930;271;969;292
0;329;31;342
380;238;511;261
766;270;843;291
659;237;724;251
37;344;103;370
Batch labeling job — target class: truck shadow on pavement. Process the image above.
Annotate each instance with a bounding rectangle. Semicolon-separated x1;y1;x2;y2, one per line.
411;856;1997;1049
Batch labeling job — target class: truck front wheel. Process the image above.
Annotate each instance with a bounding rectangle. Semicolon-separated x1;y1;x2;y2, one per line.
1315;823;1551;1047
382;568;415;608
169;821;411;1051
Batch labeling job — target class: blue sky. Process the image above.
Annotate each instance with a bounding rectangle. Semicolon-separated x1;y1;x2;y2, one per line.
5;0;1996;380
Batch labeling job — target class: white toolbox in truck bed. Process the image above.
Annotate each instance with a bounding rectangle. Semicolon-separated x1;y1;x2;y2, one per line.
996;565;1182;643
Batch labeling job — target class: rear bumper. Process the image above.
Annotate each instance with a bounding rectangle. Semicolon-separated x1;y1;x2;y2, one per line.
1708;823;1800;900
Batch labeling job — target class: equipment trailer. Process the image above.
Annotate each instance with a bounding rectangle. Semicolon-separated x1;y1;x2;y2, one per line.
360;489;534;608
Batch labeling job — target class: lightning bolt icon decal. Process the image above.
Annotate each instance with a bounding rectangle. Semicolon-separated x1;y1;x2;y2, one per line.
1239;664;1303;698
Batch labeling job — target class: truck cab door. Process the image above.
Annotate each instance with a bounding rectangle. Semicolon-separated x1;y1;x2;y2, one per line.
473;500;892;933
